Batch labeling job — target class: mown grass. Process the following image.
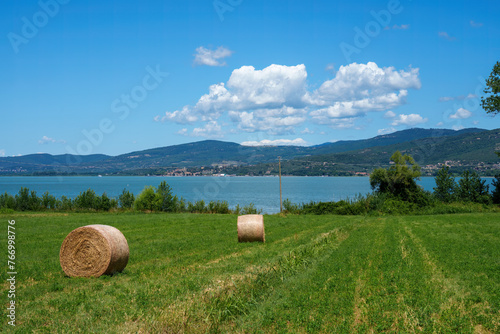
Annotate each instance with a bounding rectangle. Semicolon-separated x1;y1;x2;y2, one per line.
0;212;499;333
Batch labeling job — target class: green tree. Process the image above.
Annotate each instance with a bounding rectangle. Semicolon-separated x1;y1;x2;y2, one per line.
134;186;156;211
433;166;457;202
370;151;423;202
154;181;176;212
490;174;500;205
457;170;490;204
118;188;135;209
481;61;500;115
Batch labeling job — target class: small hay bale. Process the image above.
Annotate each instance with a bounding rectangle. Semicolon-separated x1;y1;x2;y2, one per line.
60;224;129;277
237;214;265;243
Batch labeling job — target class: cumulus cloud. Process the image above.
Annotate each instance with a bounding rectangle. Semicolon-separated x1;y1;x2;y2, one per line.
378;127;396;135
241;138;309;147
38;136;65;144
384;110;396;118
156;62;421;138
391;114;428;126
449;108;472;119
193;46;233;66
438;31;456;41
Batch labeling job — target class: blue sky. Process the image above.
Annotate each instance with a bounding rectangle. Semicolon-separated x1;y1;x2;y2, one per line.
1;0;499;156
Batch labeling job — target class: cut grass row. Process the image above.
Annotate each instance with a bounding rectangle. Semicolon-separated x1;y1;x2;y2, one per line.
1;212;499;333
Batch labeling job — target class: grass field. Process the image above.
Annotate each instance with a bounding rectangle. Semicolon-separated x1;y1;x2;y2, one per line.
1;212;499;333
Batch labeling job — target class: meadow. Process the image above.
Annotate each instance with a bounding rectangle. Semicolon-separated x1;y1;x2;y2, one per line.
1;212;499;333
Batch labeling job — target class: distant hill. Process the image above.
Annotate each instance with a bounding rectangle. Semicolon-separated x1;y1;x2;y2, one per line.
226;128;500;176
0;127;493;175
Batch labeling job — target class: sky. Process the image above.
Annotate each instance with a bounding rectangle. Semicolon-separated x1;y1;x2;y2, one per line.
1;0;499;157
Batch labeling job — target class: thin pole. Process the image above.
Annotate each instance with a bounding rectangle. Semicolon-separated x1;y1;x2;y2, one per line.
279;156;282;213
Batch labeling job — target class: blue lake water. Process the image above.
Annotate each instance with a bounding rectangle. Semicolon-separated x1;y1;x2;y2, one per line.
0;176;495;214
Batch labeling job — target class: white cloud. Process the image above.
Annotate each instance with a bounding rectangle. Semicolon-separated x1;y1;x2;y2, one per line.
439;94;477;102
378;127;396;135
384;110;396;118
0;149;5;157
191;121;224;138
301;128;314;134
452;124;465;130
472;120;479;125
470;20;483;28
436;122;444;126
325;63;335;72
449;108;472;119
193;46;233;66
156;62;421;137
391;114;428;126
38;136;65;144
241;138;309;147
313;62;420;103
438;31;456;41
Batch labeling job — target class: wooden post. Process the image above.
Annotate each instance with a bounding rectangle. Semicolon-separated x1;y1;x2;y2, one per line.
279;156;282;213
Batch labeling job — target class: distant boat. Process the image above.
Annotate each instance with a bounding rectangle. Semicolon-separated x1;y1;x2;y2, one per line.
98;175;103;178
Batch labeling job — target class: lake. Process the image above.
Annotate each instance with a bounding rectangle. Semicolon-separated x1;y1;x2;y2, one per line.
0;176;495;214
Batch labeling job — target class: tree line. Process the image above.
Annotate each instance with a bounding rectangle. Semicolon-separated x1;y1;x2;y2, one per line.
0;181;261;215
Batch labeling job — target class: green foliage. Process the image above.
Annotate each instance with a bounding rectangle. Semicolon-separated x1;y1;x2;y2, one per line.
74;188;99;210
41;191;58;210
433;166;457;202
0;192;16;210
134;186;157;211
492;174;500;204
118;188;135;209
240;202;262;215
154;181;175;212
370;151;423;202
456;170;491;204
481;61;500;115
15;187;41;211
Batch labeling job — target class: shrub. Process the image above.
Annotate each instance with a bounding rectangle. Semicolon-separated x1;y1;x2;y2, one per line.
433;166;457;202
118;189;135;209
491;174;500;204
41;191;58;210
0;192;16;210
74;189;99;210
155;181;175;212
370;151;422;202
457;170;491;204
134;186;157;211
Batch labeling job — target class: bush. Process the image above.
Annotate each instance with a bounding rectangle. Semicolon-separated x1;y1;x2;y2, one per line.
456;170;491;204
491;174;500;204
74;189;99;210
155;181;175;212
433;166;457;202
41;191;58;210
118;189;135;209
15;187;41;211
134;186;157;211
0;192;16;210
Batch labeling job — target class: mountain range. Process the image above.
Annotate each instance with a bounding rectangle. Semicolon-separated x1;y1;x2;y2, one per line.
0;127;498;176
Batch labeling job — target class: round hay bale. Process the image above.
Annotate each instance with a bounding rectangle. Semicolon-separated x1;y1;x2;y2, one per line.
60;224;129;277
237;214;265;243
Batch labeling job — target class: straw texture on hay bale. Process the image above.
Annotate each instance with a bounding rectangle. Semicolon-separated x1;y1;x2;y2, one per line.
59;224;129;277
237;214;265;242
